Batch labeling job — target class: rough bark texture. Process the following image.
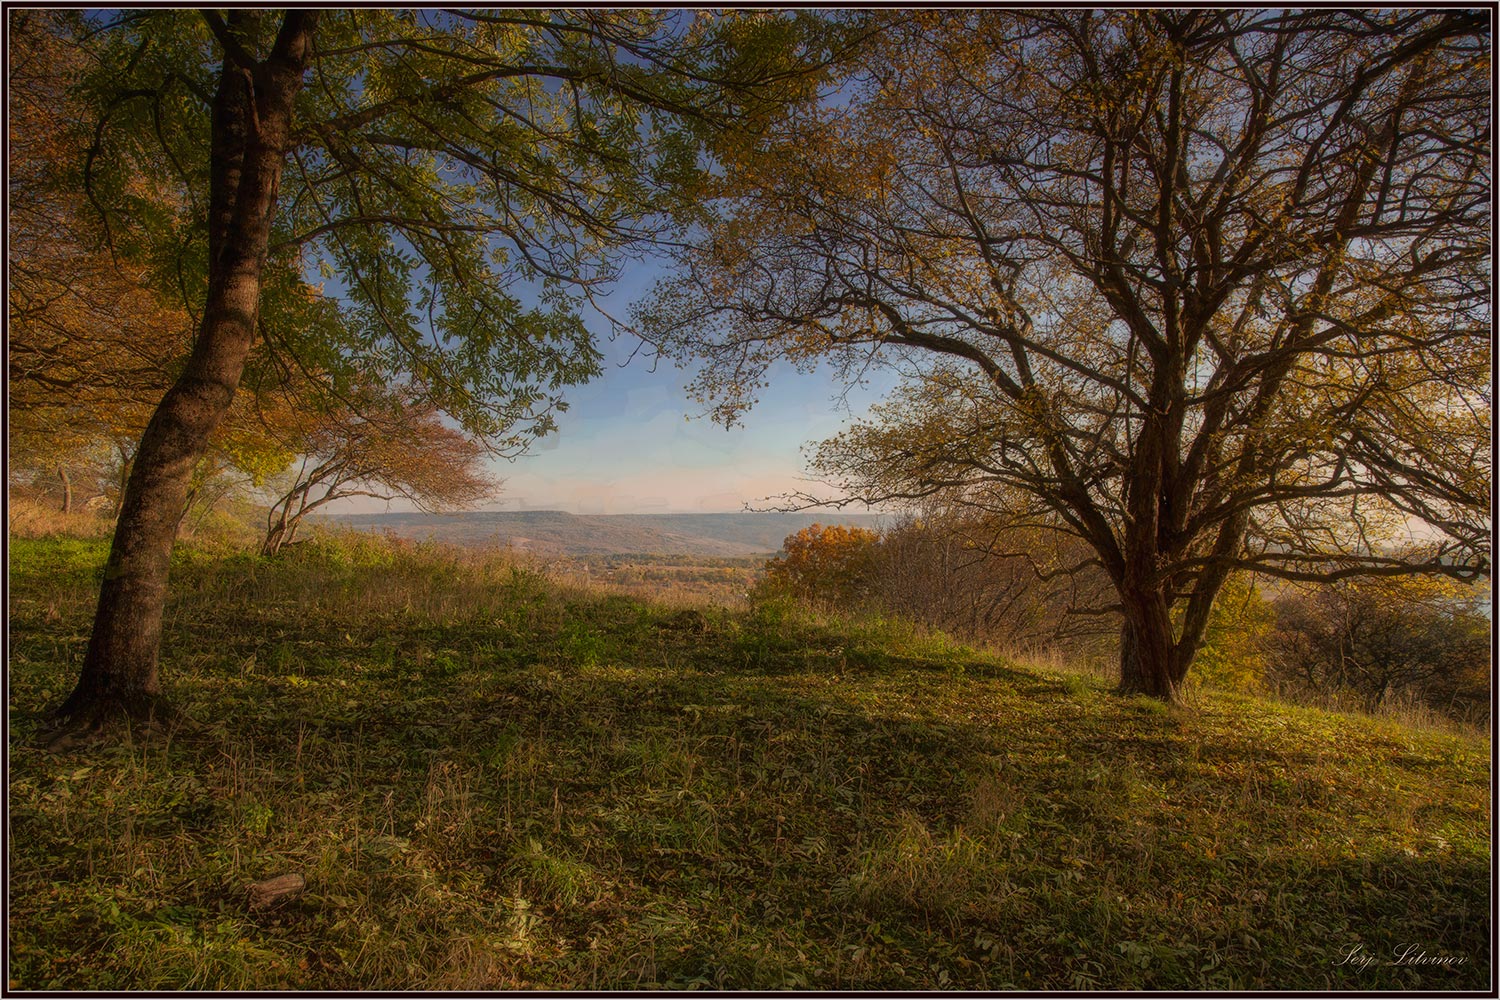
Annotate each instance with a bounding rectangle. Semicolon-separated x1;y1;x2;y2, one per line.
57;12;317;726
1116;592;1186;703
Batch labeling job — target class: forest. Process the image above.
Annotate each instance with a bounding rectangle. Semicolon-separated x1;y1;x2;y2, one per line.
7;9;1492;991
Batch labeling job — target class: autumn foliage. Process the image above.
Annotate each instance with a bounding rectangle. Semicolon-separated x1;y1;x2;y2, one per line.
7;11;193;504
761;523;880;607
261;392;495;557
647;10;1491;703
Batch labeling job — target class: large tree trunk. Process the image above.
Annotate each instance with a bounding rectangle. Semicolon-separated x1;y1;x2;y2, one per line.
1115;574;1233;703
56;12;317;726
1116;590;1183;703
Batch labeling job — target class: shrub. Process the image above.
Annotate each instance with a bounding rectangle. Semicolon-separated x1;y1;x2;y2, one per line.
1189;573;1274;695
864;514;1114;651
759;523;879;608
756;514;1118;660
1268;576;1490;721
6;496;115;540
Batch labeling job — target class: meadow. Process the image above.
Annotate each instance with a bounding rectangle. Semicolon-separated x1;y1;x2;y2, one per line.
7;529;1491;990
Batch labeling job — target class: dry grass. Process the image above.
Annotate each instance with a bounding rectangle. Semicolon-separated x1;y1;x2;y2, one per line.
6;497;114;539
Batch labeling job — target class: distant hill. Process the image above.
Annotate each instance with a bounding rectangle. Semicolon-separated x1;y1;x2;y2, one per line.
311;510;887;558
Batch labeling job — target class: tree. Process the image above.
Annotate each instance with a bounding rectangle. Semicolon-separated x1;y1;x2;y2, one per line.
762;522;880;607
52;9;841;725
1268;575;1491;715
260;387;494;557
8;11;296;530
643;10;1491;702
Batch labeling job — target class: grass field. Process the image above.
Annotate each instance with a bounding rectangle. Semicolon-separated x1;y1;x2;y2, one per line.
7;533;1491;990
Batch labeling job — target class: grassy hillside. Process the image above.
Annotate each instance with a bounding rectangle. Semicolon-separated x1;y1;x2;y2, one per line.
7;535;1490;990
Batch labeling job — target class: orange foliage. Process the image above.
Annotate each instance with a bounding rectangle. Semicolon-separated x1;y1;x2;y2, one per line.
7;11;192;447
762;523;880;607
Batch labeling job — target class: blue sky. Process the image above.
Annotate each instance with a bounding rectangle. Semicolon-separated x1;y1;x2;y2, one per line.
287;13;898;517
344;261;901;515
478;332;897;514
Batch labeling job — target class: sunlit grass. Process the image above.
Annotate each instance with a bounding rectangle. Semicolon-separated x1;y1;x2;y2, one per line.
8;533;1490;990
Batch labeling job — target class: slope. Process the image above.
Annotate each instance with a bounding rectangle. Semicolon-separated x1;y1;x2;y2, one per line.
7;534;1490;991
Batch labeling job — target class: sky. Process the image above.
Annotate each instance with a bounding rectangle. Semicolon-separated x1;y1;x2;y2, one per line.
279;14;901;518
339;263;902;516
475;336;896;515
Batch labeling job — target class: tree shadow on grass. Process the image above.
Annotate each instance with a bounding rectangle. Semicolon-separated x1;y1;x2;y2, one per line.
6;602;1489;991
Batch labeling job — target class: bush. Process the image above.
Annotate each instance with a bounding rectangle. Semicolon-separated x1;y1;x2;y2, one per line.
1268;576;1490;722
758;523;879;608
1189;573;1274;694
754;514;1117;660
6;496;115;540
864;514;1114;651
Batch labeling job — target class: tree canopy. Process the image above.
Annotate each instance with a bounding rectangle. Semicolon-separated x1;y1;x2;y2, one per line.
642;10;1491;700
45;8;848;725
9;10;289;515
260;385;494;557
74;8;843;448
9;12;190;456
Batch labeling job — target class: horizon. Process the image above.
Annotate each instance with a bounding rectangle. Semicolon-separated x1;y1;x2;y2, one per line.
314;507;889;520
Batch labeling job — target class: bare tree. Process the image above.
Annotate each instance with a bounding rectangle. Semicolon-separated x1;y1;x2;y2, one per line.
870;512;1117;652
644;10;1491;701
1268;575;1490;714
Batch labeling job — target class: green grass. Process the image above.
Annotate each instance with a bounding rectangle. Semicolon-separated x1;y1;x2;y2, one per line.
7;534;1491;990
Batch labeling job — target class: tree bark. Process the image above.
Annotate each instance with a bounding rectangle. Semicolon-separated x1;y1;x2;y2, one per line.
57;12;317;725
1116;591;1183;703
261;487;304;557
262;518;288;557
58;465;72;514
